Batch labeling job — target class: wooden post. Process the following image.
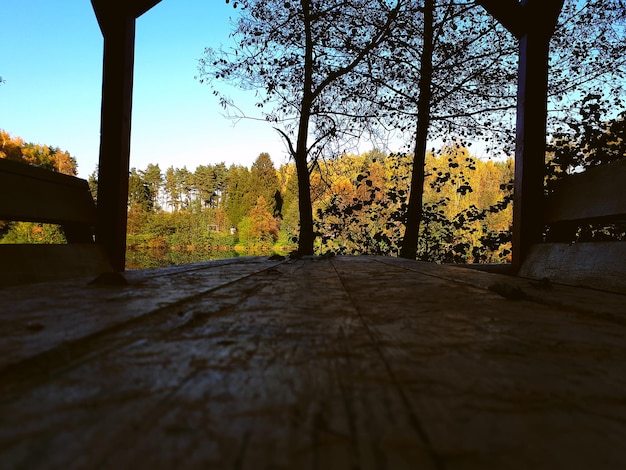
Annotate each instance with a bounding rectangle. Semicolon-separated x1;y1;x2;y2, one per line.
95;14;136;272
91;1;161;271
477;0;563;271
512;30;551;270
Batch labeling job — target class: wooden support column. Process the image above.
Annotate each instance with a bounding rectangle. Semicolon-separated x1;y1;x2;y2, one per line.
477;0;563;271
92;1;161;271
512;29;551;270
95;14;136;271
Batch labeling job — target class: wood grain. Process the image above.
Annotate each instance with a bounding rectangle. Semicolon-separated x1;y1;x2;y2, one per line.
0;158;96;227
1;256;625;469
545;159;626;224
517;242;626;292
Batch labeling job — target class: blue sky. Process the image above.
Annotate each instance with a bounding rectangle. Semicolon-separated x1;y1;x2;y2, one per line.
0;0;290;179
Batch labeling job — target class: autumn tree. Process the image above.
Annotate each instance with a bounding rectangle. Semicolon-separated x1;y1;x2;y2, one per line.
248;195;280;244
545;0;626;133
348;0;517;258
0;130;78;176
276;162;300;245
88;166;99;202
364;0;624;259
0;130;78;243
0;130;24;162
198;0;407;255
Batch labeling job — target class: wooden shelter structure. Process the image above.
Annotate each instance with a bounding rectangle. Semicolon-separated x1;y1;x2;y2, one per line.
91;0;163;272
1;0;619;278
84;0;563;273
1;1;626;468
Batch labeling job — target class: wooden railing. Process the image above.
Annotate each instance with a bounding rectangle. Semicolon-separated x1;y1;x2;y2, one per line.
0;158;112;285
518;159;626;292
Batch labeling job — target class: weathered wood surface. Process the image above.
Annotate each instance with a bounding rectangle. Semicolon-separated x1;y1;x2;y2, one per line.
0;158;96;238
518;242;626;292
0;244;112;287
519;159;626;289
545;159;626;225
1;256;626;469
0;158;110;283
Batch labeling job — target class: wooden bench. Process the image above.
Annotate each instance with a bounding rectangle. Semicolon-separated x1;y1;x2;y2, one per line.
518;158;626;293
0;158;112;285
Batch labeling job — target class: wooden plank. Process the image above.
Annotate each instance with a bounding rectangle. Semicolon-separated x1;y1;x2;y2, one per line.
94;12;137;271
90;259;437;469
130;0;162;18
376;256;626;316
1;257;626;468
331;256;626;469
476;0;525;38
0;258;438;469
517;242;626;292
0;158;96;226
0;257;277;370
546;159;626;224
92;0;161;28
0;244;112;287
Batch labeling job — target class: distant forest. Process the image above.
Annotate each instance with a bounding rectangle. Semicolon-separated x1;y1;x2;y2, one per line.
2;104;624;264
114;147;515;263
1;129;515;263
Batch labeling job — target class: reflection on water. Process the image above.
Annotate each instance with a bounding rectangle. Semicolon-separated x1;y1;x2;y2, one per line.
125;248;288;270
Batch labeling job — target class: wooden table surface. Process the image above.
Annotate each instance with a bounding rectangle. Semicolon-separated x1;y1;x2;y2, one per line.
1;255;625;469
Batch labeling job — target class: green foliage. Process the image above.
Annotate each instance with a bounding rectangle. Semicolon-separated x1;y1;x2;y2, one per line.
223;164;252;227
546;95;626;242
0;222;66;244
547;95;626;182
122;157;290;262
0;130;77;245
315;148;514;263
250;153;281;216
1;129;78;175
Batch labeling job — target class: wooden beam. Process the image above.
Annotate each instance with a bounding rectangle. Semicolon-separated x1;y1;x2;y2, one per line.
524;0;565;38
92;0;161;28
0;159;96;225
0;158;97;243
476;0;525;38
130;0;163;18
545;159;626;225
518;242;626;292
478;0;564;271
91;0;161;271
511;0;564;271
511;30;551;270
0;244;112;286
93;11;137;271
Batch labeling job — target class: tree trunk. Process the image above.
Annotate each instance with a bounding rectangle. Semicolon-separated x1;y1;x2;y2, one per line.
400;0;434;259
294;107;314;255
295;0;315;256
